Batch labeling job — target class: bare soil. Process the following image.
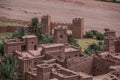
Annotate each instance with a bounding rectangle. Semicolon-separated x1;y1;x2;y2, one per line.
0;0;120;35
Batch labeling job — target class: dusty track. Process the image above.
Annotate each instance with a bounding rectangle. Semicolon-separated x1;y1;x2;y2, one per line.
0;0;120;34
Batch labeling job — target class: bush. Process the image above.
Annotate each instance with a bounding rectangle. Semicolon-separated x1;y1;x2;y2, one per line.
96;33;104;40
67;34;79;47
84;30;104;40
84;42;103;55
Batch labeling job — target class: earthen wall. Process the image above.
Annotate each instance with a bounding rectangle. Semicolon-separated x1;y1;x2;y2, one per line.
0;26;18;33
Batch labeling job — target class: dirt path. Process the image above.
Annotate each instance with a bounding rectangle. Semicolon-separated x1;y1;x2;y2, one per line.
0;0;120;35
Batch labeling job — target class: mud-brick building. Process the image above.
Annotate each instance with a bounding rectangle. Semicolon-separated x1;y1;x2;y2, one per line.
41;15;84;38
104;28;120;53
3;26;120;80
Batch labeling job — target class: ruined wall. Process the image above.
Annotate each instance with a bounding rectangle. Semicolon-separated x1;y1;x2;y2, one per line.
67;56;93;74
0;26;18;33
115;39;120;53
92;55;120;76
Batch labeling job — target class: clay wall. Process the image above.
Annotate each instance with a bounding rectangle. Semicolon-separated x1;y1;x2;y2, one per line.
4;41;23;54
103;37;115;53
42;45;65;61
65;51;81;59
92;56;119;76
25;72;37;80
51;73;80;80
104;28;116;38
32;56;44;67
41;15;51;34
72;18;84;38
41;15;84;38
67;56;93;74
37;64;52;80
53;26;67;43
115;40;120;53
18;58;34;80
25;38;38;50
51;22;72;32
0;26;18;33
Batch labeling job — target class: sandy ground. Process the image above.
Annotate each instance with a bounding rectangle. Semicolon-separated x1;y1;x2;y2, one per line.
0;0;120;34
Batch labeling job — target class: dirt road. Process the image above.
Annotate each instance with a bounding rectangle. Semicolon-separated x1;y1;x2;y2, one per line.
0;0;120;34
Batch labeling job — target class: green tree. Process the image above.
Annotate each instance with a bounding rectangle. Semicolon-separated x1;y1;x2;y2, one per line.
28;17;43;34
84;30;104;40
0;55;18;80
84;42;103;55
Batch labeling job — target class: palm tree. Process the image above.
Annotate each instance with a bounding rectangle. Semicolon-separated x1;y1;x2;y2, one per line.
28;17;43;34
0;55;18;80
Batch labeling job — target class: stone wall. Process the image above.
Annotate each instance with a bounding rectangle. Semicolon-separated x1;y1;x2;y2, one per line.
67;56;93;74
0;26;18;33
92;55;120;76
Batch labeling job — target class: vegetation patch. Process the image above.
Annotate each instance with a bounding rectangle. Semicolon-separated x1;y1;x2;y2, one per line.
77;38;102;51
84;30;104;40
84;42;103;55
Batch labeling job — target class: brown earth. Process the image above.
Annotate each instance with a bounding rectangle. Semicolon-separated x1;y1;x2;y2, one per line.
0;0;120;35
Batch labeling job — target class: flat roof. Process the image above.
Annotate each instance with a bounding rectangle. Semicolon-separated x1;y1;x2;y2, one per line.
16;47;43;59
41;43;64;48
65;47;78;52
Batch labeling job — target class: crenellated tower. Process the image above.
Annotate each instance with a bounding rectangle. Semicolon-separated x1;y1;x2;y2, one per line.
41;15;51;34
72;18;84;38
53;26;67;43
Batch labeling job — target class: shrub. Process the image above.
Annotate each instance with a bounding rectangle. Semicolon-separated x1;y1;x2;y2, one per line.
84;30;104;40
84;42;103;55
67;34;79;47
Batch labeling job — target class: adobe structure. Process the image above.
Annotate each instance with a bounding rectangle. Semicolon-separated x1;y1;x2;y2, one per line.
41;15;84;38
3;26;120;80
104;28;120;53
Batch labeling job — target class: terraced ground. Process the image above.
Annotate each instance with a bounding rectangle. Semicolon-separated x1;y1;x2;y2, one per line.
0;0;120;35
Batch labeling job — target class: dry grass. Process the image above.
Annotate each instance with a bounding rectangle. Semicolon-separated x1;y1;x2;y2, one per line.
77;38;101;51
